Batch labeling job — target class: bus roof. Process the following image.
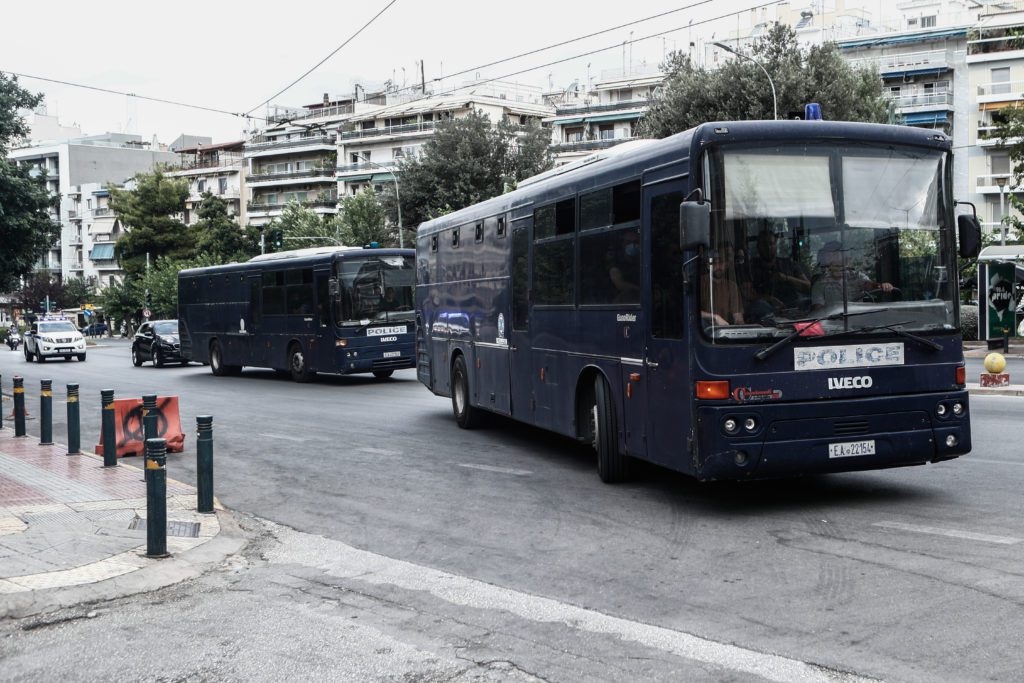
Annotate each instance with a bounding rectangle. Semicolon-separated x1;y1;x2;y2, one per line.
416;120;951;238
179;246;414;277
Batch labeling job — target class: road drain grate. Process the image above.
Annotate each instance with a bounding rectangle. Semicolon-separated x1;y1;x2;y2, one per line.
129;517;200;538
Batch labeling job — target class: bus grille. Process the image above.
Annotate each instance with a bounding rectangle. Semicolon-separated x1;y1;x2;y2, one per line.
372;357;412;371
833;419;870;436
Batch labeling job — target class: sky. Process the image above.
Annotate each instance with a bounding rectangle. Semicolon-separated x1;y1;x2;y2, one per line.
0;0;895;145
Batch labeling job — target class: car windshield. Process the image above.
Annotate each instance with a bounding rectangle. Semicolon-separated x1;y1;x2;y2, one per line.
153;321;178;335
39;321;77;334
700;142;956;342
334;254;415;325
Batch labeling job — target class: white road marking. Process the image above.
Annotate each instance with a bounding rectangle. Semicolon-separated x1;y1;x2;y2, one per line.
268;525;872;683
873;521;1021;545
358;447;402;456
967;457;1024;467
258;433;308;443
457;463;532;476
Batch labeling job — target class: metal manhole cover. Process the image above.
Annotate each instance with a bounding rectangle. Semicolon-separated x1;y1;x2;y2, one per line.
129;518;200;538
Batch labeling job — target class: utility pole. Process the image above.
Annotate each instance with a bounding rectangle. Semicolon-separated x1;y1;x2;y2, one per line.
260;231;266;255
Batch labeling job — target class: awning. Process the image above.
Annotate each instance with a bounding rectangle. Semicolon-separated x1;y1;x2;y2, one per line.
90;243;115;260
585;112;643;123
340;174;373;183
881;67;951;80
553;117;584;125
903;112;949;125
371;173;394;183
979;100;1024;112
838;27;967;49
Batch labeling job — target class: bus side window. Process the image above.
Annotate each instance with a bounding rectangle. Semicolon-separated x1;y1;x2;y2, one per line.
512;227;529;330
650;191;687;339
316;275;329;326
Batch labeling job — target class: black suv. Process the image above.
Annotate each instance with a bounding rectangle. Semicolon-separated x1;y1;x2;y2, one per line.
132;320;184;367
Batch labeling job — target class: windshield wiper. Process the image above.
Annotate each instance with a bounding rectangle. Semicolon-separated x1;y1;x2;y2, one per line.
824;322;943;352
753;308;888;361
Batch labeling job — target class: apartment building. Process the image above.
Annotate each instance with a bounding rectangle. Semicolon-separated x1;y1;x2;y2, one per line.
65;183;125;288
334;81;552;196
544;65;664;165
166;140;248;227
8;133;177;284
244;95;356;227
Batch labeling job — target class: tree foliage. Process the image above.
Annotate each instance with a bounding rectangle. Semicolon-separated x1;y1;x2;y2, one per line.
109;170;192;277
266;199;342;251
338;187;394;247
640;23;889;138
62;276;96;307
993;107;1024;244
387;111;553;234
12;273;64;312
192;192;258;262
0;74;59;291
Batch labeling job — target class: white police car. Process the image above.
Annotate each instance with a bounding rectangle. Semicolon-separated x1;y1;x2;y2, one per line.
24;317;87;362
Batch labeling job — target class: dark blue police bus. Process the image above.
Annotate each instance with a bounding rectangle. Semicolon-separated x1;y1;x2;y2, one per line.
415;120;981;482
179;246;415;381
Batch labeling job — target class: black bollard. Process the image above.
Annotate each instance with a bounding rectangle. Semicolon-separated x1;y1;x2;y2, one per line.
196;416;214;514
39;380;52;445
66;384;80;455
1;373;4;430
145;437;169;558
142;395;158;478
13;376;26;438
101;389;117;467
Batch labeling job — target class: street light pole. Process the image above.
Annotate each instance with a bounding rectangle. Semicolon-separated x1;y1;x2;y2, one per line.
712;41;778;121
996;175;1008;246
358;153;404;249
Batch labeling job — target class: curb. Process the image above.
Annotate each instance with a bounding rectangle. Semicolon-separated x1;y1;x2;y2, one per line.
967;384;1024;397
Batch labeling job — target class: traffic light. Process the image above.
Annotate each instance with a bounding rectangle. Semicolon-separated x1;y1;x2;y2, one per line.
269;229;284;250
145;290;152;309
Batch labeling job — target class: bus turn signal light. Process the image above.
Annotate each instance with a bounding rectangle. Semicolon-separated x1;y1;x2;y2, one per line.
955;366;965;386
696;381;730;400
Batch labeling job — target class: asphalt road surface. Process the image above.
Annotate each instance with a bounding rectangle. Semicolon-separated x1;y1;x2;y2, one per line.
2;340;1023;681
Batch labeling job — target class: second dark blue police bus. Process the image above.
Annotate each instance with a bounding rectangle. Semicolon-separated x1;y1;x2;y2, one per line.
179;246;415;381
415;120;981;483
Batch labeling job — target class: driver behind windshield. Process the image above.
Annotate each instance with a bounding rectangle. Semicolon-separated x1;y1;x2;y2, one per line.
810;240;893;311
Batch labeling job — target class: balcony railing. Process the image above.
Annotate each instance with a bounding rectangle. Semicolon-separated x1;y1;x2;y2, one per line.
69;235;83;245
847;49;951;74
267;102;354;124
554;99;650;116
888;91;954;109
171;154;246;171
335;160;400;173
247;198;338;212
246;168;336;182
553;137;638;153
968;25;1024;56
338;120;440;141
246;134;336;151
977;80;1024;98
93;207;111;216
975;173;1017;189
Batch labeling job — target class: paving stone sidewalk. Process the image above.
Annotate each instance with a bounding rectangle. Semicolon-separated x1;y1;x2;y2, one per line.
0;425;229;608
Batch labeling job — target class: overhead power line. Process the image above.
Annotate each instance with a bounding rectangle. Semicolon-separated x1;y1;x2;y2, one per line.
0;69;260;122
245;0;400;115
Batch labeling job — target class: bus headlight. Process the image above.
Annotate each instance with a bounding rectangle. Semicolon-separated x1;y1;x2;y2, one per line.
952;402;964;416
936;403;947;417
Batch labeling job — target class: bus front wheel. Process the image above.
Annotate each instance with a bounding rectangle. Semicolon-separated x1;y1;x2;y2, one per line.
210;340;240;377
593;376;628;483
372;370;394;380
451;355;485;429
289;343;316;383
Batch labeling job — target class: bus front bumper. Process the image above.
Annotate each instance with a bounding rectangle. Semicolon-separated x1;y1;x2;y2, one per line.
693;391;971;480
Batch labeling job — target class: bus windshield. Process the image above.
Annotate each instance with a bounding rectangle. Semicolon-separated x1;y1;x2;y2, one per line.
701;143;955;341
335;254;415;326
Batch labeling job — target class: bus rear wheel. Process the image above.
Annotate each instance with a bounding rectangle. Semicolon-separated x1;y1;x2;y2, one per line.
593;376;628;483
289;343;316;383
451;354;485;429
209;340;240;377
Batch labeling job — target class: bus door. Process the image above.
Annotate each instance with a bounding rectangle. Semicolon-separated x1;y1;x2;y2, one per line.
313;269;332;368
246;274;264;367
508;220;534;420
642;181;692;469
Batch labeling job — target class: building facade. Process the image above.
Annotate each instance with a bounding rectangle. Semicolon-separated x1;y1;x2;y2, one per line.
166;141;248;228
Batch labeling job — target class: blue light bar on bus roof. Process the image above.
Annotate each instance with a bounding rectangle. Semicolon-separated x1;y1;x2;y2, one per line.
805;103;823;120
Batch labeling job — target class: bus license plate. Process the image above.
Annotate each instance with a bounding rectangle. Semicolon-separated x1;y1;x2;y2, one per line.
382;351;401;358
828;440;875;458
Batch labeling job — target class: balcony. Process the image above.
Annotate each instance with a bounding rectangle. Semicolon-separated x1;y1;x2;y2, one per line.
246;168;336;184
888;91;954;111
553;137;638;153
554;99;651;116
337;120;439;141
975;174;1021;194
267;102;354;124
335;160;399;174
847;49;952;76
69;234;83;246
977;80;1024;105
245;134;336;153
93;207;112;217
968;25;1024;61
68;261;84;271
247;198;338;212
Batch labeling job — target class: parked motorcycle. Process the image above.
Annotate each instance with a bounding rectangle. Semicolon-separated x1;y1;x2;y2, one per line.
6;331;21;351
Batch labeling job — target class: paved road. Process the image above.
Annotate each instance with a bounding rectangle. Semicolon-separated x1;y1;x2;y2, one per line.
2;341;1023;681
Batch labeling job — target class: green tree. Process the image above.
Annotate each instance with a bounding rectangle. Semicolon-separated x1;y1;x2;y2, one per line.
0;74;60;291
109;170;192;277
192;192;258;262
338;187;394;246
61;276;96;308
992;107;1024;244
267;199;341;251
98;277;143;329
640;23;888;138
13;273;64;313
387;111;553;235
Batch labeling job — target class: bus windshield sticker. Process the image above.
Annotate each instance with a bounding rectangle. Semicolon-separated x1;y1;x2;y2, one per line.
367;325;407;336
794;343;904;371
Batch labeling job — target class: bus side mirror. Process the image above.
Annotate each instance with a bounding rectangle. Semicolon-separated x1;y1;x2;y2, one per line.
957;214;981;258
679;201;711;249
328;277;339;296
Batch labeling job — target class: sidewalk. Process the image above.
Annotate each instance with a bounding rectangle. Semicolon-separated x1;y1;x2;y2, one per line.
0;426;243;619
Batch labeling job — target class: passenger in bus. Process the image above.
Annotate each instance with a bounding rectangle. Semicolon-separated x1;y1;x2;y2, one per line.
379;286;400;311
700;248;744;326
746;231;810;320
810;240;893;310
607;230;641;303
